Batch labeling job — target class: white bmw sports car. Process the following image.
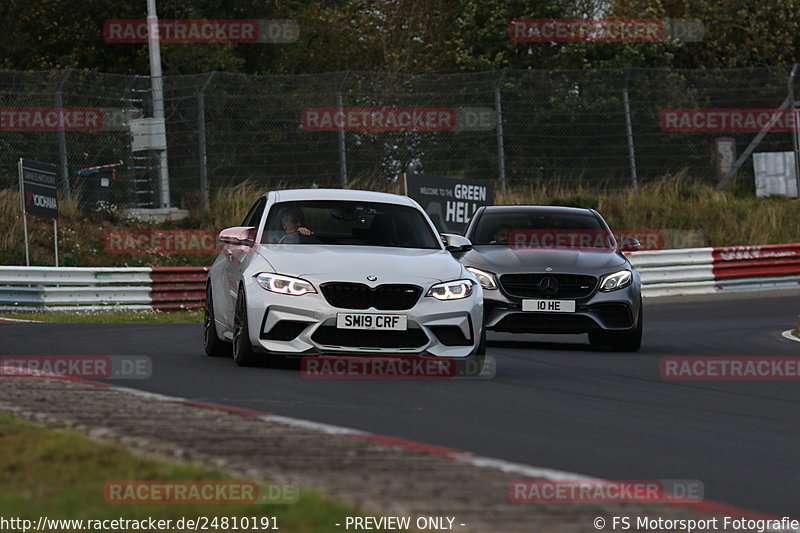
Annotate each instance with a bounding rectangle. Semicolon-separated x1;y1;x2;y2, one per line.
204;189;484;366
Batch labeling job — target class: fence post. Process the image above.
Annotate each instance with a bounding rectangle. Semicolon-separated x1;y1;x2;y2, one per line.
623;71;639;188
337;71;350;188
55;69;73;200
788;64;800;197
197;71;216;211
717;67;796;191
495;68;508;194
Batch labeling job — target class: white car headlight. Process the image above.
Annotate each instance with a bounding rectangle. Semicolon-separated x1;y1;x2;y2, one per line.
426;279;475;300
256;273;317;296
465;267;497;290
598;269;632;292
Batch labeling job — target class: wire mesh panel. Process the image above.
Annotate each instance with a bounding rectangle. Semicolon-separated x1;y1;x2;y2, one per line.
1;66;798;206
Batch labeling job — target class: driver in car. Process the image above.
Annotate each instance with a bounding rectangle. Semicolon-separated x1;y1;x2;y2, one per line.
279;207;314;243
490;224;512;244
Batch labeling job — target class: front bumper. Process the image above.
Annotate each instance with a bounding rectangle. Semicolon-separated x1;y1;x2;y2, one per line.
243;276;483;357
483;283;641;334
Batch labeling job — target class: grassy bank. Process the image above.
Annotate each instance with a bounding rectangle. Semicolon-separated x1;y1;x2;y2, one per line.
1;175;799;267
0;412;358;531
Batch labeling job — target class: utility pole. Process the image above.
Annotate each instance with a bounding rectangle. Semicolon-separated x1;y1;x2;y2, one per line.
147;0;171;207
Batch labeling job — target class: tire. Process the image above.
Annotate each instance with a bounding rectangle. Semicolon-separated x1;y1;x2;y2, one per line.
588;331;610;347
474;326;486;356
203;283;231;357
609;305;643;352
232;286;258;366
464;327;486;375
588;305;643;352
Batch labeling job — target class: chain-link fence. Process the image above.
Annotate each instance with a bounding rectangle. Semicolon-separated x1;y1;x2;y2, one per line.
1;66;798;208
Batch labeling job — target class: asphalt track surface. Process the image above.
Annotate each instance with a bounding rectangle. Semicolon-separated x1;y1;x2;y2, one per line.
2;290;799;517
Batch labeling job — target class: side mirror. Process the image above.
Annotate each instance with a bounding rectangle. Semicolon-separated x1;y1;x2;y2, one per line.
219;226;256;247
441;233;473;254
619;236;641;252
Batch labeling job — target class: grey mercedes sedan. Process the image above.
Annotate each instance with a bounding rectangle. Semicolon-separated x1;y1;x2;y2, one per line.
459;205;642;351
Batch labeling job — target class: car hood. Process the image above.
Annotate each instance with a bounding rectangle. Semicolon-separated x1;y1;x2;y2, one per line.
255;244;463;284
461;245;628;274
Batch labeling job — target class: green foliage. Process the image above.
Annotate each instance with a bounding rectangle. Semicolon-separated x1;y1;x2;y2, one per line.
4;0;800;75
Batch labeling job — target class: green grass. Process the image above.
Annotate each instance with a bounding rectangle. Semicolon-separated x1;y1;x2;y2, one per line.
0;412;359;531
2;174;800;267
0;309;203;323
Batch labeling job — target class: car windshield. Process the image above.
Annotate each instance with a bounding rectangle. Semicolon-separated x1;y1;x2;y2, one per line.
261;200;441;249
471;211;616;250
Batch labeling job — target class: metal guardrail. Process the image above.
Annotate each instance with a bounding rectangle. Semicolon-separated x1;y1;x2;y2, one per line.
0;244;797;311
0;266;208;311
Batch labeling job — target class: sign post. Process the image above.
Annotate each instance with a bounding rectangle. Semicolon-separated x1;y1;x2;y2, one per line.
18;159;59;266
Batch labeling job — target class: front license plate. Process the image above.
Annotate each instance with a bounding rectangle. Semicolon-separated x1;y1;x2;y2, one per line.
522;299;576;313
336;313;408;330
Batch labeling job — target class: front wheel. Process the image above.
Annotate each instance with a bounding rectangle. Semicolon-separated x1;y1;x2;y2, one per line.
204;283;231;357
232;287;257;366
589;305;643;352
464;327;486;375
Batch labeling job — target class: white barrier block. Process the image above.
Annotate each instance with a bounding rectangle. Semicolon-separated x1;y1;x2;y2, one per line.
0;266;152;286
628;248;714;267
38;286;152;305
642;281;717;297
638;264;715;283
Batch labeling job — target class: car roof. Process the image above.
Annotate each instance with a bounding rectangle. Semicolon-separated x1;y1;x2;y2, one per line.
269;188;417;206
480;205;596;216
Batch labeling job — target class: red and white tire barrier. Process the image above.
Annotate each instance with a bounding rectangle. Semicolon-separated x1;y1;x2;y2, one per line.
629;243;800;297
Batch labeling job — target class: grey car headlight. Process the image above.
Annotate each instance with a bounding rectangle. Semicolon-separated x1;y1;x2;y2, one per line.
465;267;498;290
426;279;475;300
598;269;632;292
256;273;317;295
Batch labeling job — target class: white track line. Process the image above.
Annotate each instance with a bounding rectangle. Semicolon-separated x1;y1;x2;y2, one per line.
781;330;800;343
0;316;40;323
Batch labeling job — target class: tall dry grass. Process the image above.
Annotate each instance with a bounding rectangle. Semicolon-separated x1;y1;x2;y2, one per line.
2;173;799;267
496;173;800;247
